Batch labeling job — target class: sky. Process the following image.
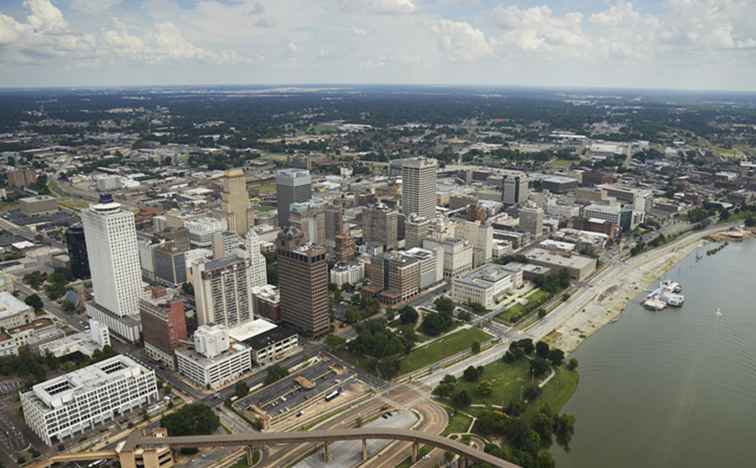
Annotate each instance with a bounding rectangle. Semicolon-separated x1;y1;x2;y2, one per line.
0;0;755;90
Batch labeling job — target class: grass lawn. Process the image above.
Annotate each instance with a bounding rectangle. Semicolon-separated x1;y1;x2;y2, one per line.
525;367;579;418
442;407;474;436
549;159;574;169
449;360;532;406
496;289;551;323
400;327;492;374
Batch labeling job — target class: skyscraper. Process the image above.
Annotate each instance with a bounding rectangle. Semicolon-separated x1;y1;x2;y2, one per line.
139;288;187;370
222;168;250;237
501;171;529;206
81;194;143;316
362;203;399;251
401;157;437;219
519;206;544;237
276;169;312;228
65;224;90;279
192;255;254;328
243;231;268;289
276;227;329;338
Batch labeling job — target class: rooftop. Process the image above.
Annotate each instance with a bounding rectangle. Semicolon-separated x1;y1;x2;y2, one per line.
455;263;517;289
524;248;596;270
242;325;297;351
0;291;32;319
227;319;278;343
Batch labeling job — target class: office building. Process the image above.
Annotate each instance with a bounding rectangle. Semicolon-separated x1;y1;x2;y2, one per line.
37;319;110;359
154;242;187;286
452;220;493;268
185;217;227;248
330;262;365;288
19;195;58;215
81;195;143;341
334;229;356;264
422;238;473;280
0;291;34;329
276;169;312;227
520;207;544;237
212;230;243;259
452;263;522;309
362;203;399;250
242;231;268;289
582;203;633;232
501;172;529;206
65;224;90;279
400;247;443;289
405;214;432;249
401;157;437;219
140;288;187;370
523;248;597;281
276;227;330;338
242;326;299;366
7;168;37;188
21;355;158;445
222;168;250;237
290;200;327;246
251;285;281;323
175;325;252;389
192;255;254;328
365;252;420;306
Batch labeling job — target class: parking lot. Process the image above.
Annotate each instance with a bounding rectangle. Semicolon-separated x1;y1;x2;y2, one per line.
235;358;354;420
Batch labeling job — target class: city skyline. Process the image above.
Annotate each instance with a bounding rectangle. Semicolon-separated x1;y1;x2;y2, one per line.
0;0;755;91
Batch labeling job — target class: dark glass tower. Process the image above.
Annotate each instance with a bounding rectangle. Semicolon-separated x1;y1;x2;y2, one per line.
66;223;90;279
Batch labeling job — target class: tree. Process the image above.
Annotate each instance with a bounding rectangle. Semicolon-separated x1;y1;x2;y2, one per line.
530;358;550;379
264;365;288;386
524;384;542;401
513;338;534;355
325;334;346;353
478;381;493;397
420;311;454;336
161;403;219;436
535;341;550;359
451;389;471;408
471;341;481;355
458;310;472;321
532;409;554;447
463;365;481;382
235;381;249;398
566;358;579;371
553;413;576;451
23;271;44;290
433;383;455;399
441;374;457;385
399;306;419;325
25;294;44;311
62;299;76;313
434;296;455;315
536;450;556;468
548;348;565;367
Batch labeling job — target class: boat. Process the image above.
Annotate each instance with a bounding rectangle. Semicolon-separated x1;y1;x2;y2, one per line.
662;280;682;293
643;297;667;311
715;307;723;318
665;293;685;307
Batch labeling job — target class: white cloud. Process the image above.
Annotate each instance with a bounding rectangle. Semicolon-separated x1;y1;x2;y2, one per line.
340;0;417;15
23;0;67;32
69;0;124;15
0;15;24;45
433;19;494;63
493;5;589;52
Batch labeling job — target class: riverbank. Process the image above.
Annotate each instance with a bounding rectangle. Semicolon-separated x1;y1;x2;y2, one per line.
544;224;737;353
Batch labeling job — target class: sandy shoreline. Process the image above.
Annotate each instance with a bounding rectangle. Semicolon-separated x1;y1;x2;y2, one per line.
546;226;742;353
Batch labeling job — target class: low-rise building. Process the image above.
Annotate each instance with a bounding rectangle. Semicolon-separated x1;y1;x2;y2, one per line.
0;292;34;329
20;355;159;445
37;320;111;358
242;325;299;366
251;285;280;323
175;325;252;389
452;263;522;309
19;195;58;215
523;248;597;281
330;262;365;288
422;238;473;281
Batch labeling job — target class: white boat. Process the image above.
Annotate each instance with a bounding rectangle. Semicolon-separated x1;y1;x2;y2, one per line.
665;294;685;307
715;307;723;318
662;280;682;293
643;298;667;311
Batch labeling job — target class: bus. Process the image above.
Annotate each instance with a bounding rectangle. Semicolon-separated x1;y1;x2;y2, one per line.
324;389;340;402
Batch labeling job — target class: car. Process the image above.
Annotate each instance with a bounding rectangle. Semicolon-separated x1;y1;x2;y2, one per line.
296;411;303;417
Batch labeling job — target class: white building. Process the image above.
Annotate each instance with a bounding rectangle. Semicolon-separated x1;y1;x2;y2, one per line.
330;262;365;287
401;157;438;219
37;320;110;358
400;247;443;289
20;355;158;445
519;206;544;237
186;217;227;247
452;263;521;309
81;196;144;342
192;255;254;327
0;291;34;329
422;238;473;281
501;171;529;206
452;220;493;268
240;231;268;289
175;325;252;389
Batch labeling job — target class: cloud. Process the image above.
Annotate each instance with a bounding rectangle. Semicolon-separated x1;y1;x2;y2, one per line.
0;15;24;46
69;0;124;15
340;0;417;15
493;5;589;52
433;19;494;63
24;0;67;32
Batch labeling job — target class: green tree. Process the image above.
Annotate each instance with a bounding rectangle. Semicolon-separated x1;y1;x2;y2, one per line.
434;296;455;315
471;341;481;354
478;380;493;397
554;413;576;451
24;271;45;290
161;403;220;453
264;365;289;386
548;348;565;367
325;334;347;353
451;389;471;408
399;306;419;325
25;294;44;311
530;357;550;379
433;383;455;399
566;358;579;371
535;341;550;359
463;365;483;382
524;384;542;401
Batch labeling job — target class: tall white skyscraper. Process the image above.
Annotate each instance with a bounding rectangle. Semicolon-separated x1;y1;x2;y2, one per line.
81;195;142;318
401;157;438;220
243;231;268;288
192;255;254;327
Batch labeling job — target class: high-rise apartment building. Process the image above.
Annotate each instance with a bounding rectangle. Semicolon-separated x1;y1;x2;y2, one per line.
519;206;544;237
401;157;437;219
290;200;327;246
276;169;312;227
65;224;90;279
334;230;356;264
452;220;493;268
276;227;329;338
222;168;250;237
139;288;187;370
154;242;187;286
243;231;268;289
81;195;143;342
501;172;529;206
192;255;254;328
362;203;399;251
405;214;431;249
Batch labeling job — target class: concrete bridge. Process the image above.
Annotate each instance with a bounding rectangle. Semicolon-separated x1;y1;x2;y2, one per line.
34;428;519;468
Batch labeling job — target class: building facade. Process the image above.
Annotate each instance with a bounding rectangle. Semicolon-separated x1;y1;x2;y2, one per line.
362;203;399;250
501;172;529;206
139;289;187;370
65;224;90;279
276;169;312;228
175;325;252;389
192;256;254;328
519;207;544;237
401;157;437;219
452;264;521;309
21;356;158;445
222;168;250;237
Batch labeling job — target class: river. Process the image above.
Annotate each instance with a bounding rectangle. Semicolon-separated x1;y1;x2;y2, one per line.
554;239;756;468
